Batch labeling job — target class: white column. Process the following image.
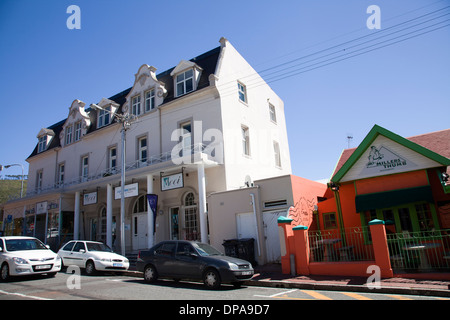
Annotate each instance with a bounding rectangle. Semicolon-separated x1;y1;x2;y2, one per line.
106;184;113;248
74;191;80;240
197;163;208;243
147;174;154;249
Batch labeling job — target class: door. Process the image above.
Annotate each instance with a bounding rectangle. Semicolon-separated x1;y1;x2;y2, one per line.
263;210;288;263
170;207;180;240
236;212;258;240
132;213;148;251
70;241;87;267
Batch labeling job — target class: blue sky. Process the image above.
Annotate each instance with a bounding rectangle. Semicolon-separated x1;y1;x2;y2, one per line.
0;0;449;181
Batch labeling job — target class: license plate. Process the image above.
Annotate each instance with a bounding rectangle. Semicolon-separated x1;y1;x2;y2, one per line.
113;263;122;267
241;271;253;275
35;265;51;270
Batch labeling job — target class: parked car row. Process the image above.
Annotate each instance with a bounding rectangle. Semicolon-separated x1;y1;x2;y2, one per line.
0;236;255;289
0;236;129;281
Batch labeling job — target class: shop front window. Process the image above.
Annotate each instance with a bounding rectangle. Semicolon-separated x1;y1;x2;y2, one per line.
184;192;198;241
415;203;434;231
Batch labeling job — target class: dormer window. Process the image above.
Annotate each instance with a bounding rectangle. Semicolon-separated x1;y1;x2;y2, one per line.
37;128;55;153
176;69;194;97
98;106;111;128
38;136;47;153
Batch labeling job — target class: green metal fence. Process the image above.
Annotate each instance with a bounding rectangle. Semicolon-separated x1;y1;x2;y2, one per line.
387;229;450;272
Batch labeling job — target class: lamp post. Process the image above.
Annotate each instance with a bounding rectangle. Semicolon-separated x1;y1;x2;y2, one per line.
0;163;24;198
90;103;136;256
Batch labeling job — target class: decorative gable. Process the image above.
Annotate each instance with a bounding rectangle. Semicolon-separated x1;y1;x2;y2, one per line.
332;125;450;183
123;64;167;115
59;99;91;146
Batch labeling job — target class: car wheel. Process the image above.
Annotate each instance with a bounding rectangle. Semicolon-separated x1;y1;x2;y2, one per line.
203;268;221;289
144;265;158;283
85;260;96;275
1;263;10;282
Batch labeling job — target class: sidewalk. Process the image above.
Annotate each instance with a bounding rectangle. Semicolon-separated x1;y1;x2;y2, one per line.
247;263;450;298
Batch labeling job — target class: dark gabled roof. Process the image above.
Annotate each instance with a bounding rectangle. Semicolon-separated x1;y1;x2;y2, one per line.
28;46;221;159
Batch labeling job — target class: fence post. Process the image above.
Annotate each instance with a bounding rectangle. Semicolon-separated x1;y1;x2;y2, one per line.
369;219;393;278
293;225;310;275
278;216;293;274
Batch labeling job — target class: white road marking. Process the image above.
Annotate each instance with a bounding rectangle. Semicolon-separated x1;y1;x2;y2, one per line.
0;289;53;300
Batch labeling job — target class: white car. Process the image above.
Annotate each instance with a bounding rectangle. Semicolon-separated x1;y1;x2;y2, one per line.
57;240;129;275
0;236;61;281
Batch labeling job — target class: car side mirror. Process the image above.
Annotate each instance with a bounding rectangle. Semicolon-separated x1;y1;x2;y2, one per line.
45;245;50;249
0;247;2;252
79;249;86;253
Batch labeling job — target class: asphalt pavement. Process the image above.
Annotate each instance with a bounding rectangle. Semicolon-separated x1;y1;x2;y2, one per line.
127;263;450;298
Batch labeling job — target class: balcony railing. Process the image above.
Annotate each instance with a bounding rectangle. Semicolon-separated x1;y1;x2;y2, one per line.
24;143;209;198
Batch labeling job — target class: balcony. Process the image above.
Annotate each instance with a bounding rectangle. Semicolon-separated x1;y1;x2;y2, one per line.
24;143;218;199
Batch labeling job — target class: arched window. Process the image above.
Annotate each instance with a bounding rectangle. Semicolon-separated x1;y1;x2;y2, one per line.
133;195;148;213
183;192;198;241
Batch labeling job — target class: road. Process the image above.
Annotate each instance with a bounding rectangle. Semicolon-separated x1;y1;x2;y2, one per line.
0;272;447;301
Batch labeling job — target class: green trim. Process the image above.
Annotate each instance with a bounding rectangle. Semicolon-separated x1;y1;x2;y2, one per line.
331;125;450;183
368;219;385;225
277;216;293;224
437;169;450;194
293;225;308;230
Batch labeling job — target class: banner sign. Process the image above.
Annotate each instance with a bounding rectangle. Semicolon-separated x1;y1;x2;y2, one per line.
147;194;158;234
115;183;139;200
161;172;184;191
83;191;98;205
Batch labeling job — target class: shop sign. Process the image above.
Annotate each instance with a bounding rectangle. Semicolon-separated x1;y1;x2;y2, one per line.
83;191;98;205
115;183;139;200
161;172;184;191
361;145;416;175
36;201;48;214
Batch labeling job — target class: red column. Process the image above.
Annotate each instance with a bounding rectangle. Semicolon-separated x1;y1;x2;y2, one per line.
369;219;393;278
277;216;293;274
293;225;310;275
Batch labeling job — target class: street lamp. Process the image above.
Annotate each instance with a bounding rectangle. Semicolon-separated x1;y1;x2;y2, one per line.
0;163;24;198
90;103;136;256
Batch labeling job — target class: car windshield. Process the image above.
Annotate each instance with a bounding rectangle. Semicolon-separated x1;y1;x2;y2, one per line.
5;238;47;251
86;242;112;252
192;242;223;257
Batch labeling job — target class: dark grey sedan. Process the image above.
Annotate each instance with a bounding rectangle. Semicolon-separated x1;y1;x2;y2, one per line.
136;240;254;289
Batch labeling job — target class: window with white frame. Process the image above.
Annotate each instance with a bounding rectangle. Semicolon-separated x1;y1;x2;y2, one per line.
145;89;155;112
180;121;192;157
98;106;111;128
36;170;43;192
242;126;250;156
138;137;147;165
132;95;141;116
58;163;65;186
108;147;117;173
238;82;247;103
75;121;82;141
273;141;281;168
65;125;73;145
176;69;194;97
269;103;277;123
81;156;89;181
38;136;47;153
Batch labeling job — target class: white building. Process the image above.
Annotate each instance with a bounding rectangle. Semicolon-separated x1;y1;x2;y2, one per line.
3;38;292;254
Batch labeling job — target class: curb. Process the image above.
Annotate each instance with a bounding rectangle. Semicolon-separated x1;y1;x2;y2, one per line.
122;270;450;298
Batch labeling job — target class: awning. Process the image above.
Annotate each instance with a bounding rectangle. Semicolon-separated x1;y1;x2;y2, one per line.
355;185;434;212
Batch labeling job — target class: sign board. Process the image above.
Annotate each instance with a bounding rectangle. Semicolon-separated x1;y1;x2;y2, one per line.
161;172;184;191
36;201;48;214
115;183;139;200
83;192;98;205
358;145;417;177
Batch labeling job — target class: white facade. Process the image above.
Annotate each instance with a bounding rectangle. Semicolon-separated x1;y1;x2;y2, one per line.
3;38;292;254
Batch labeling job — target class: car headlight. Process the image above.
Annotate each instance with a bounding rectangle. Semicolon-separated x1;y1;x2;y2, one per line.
12;257;29;265
227;262;239;270
100;258;111;262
